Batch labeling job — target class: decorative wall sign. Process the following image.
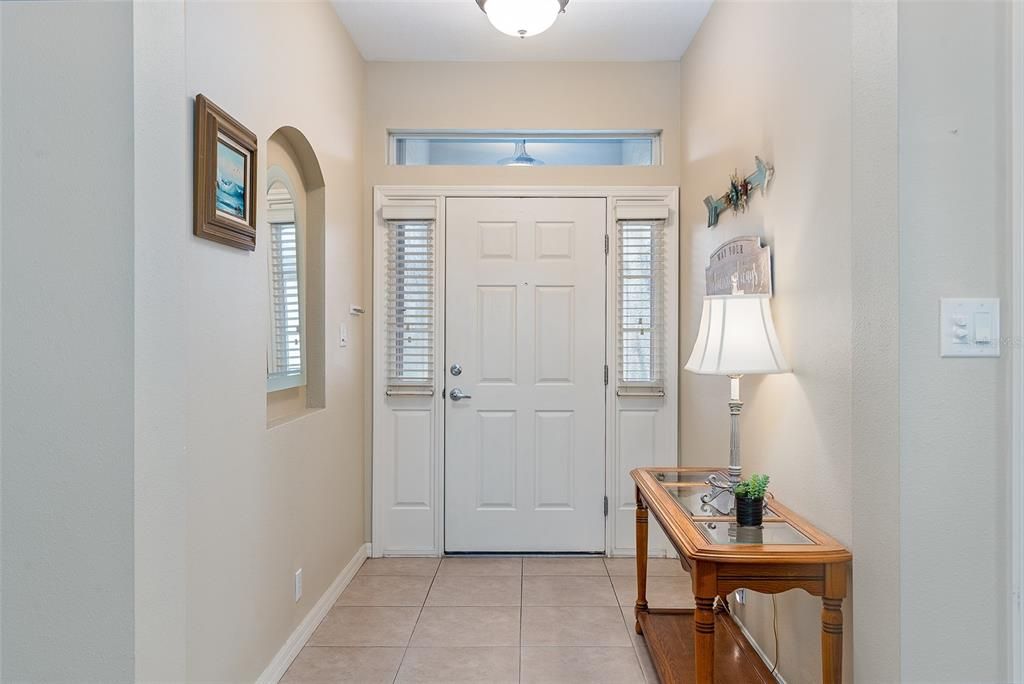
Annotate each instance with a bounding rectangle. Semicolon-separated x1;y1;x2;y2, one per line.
706;236;773;296
704;156;774;229
194;94;259;251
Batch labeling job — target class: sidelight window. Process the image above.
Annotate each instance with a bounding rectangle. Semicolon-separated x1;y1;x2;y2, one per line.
386;221;435;395
617;221;665;395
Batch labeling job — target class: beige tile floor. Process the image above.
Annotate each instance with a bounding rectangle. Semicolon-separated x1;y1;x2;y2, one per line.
283;557;694;684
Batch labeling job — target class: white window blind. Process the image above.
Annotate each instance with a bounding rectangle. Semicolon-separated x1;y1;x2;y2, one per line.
268;218;305;391
617;221;665;395
386;221;435;395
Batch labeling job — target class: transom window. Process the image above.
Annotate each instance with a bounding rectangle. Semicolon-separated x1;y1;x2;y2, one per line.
390;130;661;167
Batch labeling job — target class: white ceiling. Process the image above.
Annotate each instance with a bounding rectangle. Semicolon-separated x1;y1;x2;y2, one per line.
330;0;713;62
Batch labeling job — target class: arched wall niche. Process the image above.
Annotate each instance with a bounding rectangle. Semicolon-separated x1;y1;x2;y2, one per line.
266;126;327;426
273;125;325;190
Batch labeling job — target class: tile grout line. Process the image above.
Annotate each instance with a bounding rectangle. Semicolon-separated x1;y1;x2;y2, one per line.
519;557;525;684
622;599;649;683
389;558;441;684
354;557;664;684
610;557;657;684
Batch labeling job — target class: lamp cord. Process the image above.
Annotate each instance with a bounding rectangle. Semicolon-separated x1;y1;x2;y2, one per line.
770;594;780;677
721;593;781;678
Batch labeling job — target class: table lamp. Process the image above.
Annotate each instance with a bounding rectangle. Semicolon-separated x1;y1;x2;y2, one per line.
685;294;790;503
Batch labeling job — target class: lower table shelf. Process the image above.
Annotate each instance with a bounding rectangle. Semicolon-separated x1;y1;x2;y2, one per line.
636;609;776;684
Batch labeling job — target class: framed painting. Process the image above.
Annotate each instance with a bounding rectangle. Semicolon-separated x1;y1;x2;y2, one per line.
194;94;258;250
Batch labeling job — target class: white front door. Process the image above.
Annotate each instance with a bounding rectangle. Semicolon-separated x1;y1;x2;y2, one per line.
444;197;607;552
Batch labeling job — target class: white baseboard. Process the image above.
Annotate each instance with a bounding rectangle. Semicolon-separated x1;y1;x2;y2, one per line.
256;542;371;684
728;609;787;684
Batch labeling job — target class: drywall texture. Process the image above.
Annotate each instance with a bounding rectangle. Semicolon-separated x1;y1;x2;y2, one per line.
1;1;136;679
849;0;901;680
0;5;5;670
365;61;682;189
679;2;899;681
177;2;367;680
899;2;1012;681
133;0;189;679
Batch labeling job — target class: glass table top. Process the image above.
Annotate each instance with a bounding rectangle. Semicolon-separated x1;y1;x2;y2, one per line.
646;468;814;547
667;486;781;520
695;520;813;546
651;470;719;485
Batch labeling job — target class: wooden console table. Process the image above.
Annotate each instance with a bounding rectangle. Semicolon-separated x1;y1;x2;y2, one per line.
631;467;853;684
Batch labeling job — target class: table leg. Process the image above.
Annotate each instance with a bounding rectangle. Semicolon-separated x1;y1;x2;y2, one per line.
694;595;716;684
634;487;649;634
822;562;847;683
693;562;716;684
821;597;844;683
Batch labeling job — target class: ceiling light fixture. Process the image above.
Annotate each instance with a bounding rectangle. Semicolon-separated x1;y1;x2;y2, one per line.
498;140;545;166
475;0;569;39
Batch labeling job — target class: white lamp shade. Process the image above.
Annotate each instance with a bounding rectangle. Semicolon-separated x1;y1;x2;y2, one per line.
483;0;562;37
685;295;790;375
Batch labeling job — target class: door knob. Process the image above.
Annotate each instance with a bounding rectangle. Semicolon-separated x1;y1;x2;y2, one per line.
449;388;472;402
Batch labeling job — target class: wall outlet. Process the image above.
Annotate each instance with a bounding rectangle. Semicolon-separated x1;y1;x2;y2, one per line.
294;568;302;602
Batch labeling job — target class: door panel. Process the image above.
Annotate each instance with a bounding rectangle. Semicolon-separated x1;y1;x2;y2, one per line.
444;197;606;552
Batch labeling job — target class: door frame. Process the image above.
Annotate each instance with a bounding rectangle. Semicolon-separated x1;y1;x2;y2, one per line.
371;185;679;558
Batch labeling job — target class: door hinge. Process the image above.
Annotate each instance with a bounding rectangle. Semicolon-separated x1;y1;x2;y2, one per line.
604;365;609;386
604;496;609;517
604;234;610;255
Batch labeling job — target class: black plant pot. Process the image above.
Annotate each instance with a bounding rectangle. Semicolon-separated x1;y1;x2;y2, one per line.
735;496;764;527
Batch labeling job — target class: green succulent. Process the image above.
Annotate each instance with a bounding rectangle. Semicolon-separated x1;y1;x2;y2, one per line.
734;473;770;500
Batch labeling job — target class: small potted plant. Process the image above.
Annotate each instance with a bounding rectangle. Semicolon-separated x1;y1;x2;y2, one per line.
734;473;770;527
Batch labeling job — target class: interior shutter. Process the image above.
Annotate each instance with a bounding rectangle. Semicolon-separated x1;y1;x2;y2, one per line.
386;221;435;395
268;218;305;390
617;220;665;396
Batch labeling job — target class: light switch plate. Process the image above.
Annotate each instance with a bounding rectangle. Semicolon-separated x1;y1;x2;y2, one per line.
940;298;1000;358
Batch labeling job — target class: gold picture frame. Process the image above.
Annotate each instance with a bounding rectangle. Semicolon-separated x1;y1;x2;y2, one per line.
193;94;258;251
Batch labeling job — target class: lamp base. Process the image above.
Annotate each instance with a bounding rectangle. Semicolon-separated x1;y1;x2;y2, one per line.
700;375;745;515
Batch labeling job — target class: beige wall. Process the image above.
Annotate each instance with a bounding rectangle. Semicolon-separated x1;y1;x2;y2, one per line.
5;2;1013;681
180;3;366;679
681;1;1015;682
849;0;901;680
899;2;1011;681
679;2;900;682
131;1;368;680
134;0;189;678
2;2;136;678
365;61;681;189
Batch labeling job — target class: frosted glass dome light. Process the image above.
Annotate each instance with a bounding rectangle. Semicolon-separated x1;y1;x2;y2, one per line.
476;0;569;38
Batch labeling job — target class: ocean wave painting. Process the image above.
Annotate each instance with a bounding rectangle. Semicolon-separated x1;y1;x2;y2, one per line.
216;139;247;220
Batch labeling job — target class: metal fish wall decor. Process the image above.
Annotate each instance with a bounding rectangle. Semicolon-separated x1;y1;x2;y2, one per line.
704;156;774;229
